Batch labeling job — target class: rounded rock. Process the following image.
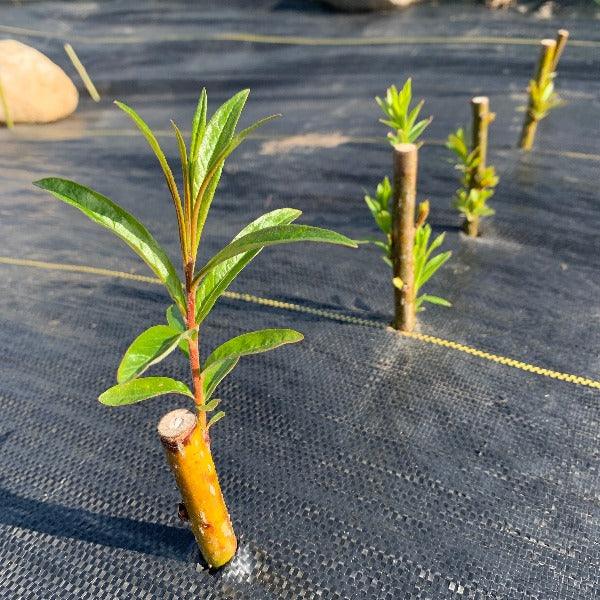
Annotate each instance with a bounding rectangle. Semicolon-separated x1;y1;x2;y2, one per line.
0;39;79;124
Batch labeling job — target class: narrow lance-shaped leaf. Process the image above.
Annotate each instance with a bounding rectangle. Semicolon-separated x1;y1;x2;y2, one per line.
99;377;193;406
409;118;433;143
196;208;302;324
114;101;182;212
420;294;452;307
117;324;196;383
406;99;424;131
197;398;220;412
207;411;226;429
171;120;191;239
417;251;452;290
34;178;186;312
190;88;207;168
194;224;357;285
205;328;304;369
202;357;239;402
193;114;281;246
191;89;249;201
166;305;189;357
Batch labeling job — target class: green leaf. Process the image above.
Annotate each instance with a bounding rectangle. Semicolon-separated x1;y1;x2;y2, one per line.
99;377;193;406
190;88;208;167
364;177;393;236
364;195;381;221
365;237;389;254
374;210;391;235
34;178;186;312
171;120;188;170
205;328;304;368
413;223;432;282
166;305;190;358
418;251;452;289
166;304;186;330
202;357;239;401
420;294;452;307
377;80;430;144
409;117;432;142
207;411;225;429
397;78;412;118
191;89;249;201
195;224;357;284
194;113;281;244
446;128;468;160
196;208;302;323
198;398;221;412
117;325;195;383
406;99;424;131
114;101;181;209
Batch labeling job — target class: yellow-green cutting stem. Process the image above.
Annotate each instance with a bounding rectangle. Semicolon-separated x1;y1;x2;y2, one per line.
64;43;101;102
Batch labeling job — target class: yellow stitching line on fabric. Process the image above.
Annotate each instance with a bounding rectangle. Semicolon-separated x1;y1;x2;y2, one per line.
0;24;599;48
7;128;600;162
1;256;599;390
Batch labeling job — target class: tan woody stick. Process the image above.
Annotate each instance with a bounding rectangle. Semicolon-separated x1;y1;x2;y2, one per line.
158;409;237;568
392;143;417;332
467;96;492;236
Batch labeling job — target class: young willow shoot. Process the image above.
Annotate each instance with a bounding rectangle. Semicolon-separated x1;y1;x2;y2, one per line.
375;78;432;146
447;103;499;238
364;179;451;314
519;30;569;151
34;89;357;568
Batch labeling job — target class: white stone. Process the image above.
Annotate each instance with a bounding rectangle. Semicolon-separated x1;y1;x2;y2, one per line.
0;39;78;124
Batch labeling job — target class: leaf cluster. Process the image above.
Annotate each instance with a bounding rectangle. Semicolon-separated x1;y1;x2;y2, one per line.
528;73;563;121
363;176;393;266
375;79;432;147
412;207;452;311
35;89;357;426
364;179;452;311
446;128;498;222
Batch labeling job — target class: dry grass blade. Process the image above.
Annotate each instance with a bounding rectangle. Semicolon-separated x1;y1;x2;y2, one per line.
64;42;101;102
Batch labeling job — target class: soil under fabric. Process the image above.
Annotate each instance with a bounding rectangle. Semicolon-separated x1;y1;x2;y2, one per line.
1;1;599;598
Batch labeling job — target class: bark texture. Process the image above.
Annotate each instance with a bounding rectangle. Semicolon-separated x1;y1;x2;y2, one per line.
392;143;418;332
158;409;237;568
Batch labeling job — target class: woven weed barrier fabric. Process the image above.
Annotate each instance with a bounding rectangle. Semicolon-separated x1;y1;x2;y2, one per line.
1;1;599;598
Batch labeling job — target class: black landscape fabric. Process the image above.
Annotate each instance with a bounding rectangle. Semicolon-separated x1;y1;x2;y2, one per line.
1;1;599;598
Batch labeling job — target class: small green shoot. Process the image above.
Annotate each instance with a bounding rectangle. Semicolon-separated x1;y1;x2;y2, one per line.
527;73;562;122
447;127;498;235
363;176;393;266
35;89;357;430
411;201;452;312
375;79;432;146
364;181;451;311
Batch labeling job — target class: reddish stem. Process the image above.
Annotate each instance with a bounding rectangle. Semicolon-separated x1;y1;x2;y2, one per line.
185;262;206;429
